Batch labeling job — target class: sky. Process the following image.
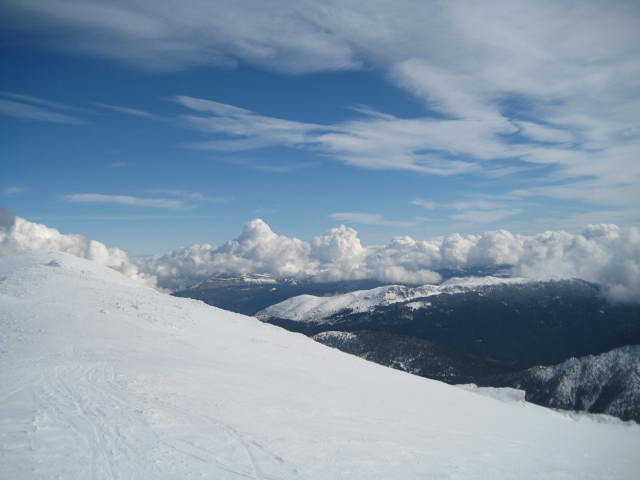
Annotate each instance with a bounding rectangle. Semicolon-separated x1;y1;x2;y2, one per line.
1;0;639;256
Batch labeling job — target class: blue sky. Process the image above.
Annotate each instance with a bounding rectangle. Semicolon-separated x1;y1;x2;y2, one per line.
1;0;639;255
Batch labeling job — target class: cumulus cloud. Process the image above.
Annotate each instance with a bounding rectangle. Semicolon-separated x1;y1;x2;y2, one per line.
0;209;155;287
512;225;640;303
137;219;314;290
136;217;640;303
2;212;638;303
134;242;218;291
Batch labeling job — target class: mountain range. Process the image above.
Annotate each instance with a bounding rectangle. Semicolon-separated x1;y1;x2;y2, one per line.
258;278;640;368
255;278;640;420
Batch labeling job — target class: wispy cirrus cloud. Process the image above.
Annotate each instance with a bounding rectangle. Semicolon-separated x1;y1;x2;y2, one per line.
533;209;640;230
515;121;573;144
175;95;334;150
410;200;438;210
0;91;82;112
177;95;490;175
174;93;639;211
413;199;509;212
4;187;25;195
150;189;231;204
1;0;359;73
329;212;418;227
5;0;639;218
63;190;229;210
510;144;640;207
451;209;522;224
412;197;522;224
0;92;85;124
95;103;155;118
63;193;187;210
221;156;319;173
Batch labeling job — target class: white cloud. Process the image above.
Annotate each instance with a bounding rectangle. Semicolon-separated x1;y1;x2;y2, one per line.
389;59;502;122
221;156;319;173
135;217;640;304
3;0;359;73
96;103;155;118
512;225;640;303
448;200;508;211
2;212;638;303
134;242;218;291
63;193;187;210
451;209;522;224
413;199;510;212
0;91;82;112
511;144;640;208
174;94;639;211
0;209;155;287
137;219;314;290
329;213;417;227
175;95;334;152
411;200;437;210
412;198;522;224
62;191;225;213
0;99;84;124
534;209;640;230
515;121;573;144
7;2;636;210
178;96;494;175
4;187;24;195
150;190;231;204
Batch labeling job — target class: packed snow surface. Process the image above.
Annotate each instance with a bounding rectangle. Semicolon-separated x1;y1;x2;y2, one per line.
1;252;639;479
257;276;528;323
457;384;528;404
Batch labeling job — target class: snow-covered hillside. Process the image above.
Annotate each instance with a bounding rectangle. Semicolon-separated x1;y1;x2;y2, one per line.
1;252;639;479
257;276;527;323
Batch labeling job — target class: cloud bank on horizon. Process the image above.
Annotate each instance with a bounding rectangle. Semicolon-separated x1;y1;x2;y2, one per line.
1;211;638;304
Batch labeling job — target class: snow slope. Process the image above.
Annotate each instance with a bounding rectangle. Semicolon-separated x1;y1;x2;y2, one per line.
1;252;639;479
256;276;527;323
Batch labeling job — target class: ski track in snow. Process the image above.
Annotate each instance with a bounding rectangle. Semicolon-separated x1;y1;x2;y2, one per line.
1;342;293;479
1;251;640;479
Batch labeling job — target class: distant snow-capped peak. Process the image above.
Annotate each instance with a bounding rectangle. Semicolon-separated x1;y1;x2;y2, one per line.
257;276;530;323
